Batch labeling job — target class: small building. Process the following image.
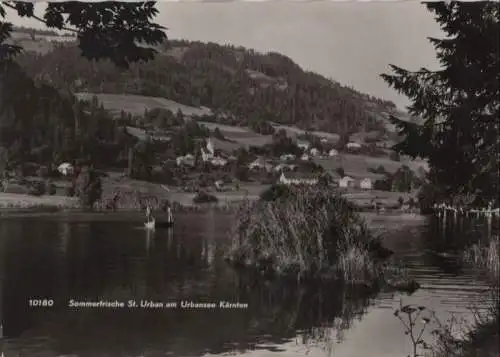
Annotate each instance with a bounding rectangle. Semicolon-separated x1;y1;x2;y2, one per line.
58;162;74;176
176;155;195;167
301;154;310;161
338;176;355;188
346;142;362;150
279;172;318;186
215;180;224;190
328;149;339;157
310;148;319;156
280;154;296;161
248;158;266;170
359;178;373;190
210;157;228;167
297;140;310;151
249;158;273;172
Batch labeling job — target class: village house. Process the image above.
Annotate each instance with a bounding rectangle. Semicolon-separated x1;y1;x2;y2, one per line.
309;148;319;157
58;162;74;176
215;180;224;191
346;142;362;150
328;149;339;157
338;176;355;188
176;154;195;167
359;178;373;190
296;140;310;151
274;163;297;172
301;154;310;161
248;158;273;172
210;157;228;167
279;172;319;186
280;154;296;161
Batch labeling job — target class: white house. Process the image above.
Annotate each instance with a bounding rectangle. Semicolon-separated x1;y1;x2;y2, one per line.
301;154;310;161
58;162;74;176
338;176;355;188
274;163;297;172
297;140;310;151
310;148;319;156
359;178;373;190
176;155;195;167
328;149;339;157
346;142;362;150
248;158;265;170
280;154;296;161
210;157;228;167
279;172;318;186
249;158;272;171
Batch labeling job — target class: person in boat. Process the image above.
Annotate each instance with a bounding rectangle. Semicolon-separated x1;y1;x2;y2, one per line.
145;204;154;223
166;205;173;224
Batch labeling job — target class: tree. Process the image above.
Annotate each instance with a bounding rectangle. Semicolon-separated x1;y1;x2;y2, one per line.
213;128;225;140
336;167;345;178
1;2;166;67
389;151;400;162
75;166;102;209
381;3;499;206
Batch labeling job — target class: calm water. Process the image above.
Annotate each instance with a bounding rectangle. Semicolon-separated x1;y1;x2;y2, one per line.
0;211;495;357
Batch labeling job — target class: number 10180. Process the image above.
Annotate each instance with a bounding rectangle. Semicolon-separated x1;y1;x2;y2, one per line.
28;299;54;307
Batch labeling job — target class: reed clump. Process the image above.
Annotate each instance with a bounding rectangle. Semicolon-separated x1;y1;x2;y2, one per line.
462;235;499;285
227;186;399;284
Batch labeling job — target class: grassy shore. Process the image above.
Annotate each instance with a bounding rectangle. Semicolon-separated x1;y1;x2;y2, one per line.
430;235;499;357
225;186;414;289
0;192;80;210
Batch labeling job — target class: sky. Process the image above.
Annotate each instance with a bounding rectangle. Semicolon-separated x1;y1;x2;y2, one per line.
6;1;444;109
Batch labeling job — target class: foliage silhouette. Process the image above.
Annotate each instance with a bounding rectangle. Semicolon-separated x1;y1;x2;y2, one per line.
381;2;499;206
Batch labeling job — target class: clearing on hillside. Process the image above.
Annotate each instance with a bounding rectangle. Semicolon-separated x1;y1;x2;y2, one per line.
75;93;213;118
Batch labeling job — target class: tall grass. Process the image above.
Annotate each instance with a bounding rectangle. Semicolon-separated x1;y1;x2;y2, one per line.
402;236;500;357
227;186;398;283
462;235;499;285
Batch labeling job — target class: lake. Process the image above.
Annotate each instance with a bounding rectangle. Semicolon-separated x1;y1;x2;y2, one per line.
0;211;494;357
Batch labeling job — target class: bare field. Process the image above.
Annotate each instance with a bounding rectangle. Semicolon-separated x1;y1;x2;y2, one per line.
75;93;213;118
270;123;340;142
197;121;250;133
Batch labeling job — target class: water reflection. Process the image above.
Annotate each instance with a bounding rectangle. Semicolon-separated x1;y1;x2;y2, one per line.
0;212;495;357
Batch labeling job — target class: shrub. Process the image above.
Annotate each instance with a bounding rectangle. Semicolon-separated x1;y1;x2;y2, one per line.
389;151;401;162
65;184;75;197
260;184;291;201
227;186;399;283
45;180;57;195
193;191;218;204
75;167;102;209
29;181;46;196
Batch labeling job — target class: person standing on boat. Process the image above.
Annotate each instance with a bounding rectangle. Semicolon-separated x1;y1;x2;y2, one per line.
167;205;174;224
145;204;154;222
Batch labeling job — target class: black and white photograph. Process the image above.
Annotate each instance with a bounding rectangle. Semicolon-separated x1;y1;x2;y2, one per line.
0;1;498;356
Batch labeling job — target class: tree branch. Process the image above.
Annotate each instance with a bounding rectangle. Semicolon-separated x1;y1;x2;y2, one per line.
3;2;78;34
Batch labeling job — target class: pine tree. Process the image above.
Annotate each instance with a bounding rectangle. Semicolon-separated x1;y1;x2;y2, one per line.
381;2;499;205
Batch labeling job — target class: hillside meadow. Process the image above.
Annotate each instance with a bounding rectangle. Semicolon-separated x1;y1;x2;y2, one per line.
74;93;213;118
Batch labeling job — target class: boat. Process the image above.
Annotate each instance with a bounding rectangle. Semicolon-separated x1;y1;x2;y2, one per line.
144;218;156;230
144;207;174;230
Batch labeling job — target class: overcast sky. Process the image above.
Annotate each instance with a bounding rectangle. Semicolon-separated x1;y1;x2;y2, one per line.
6;1;444;109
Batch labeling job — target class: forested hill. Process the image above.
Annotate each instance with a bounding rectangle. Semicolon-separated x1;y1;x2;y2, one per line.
15;38;398;136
